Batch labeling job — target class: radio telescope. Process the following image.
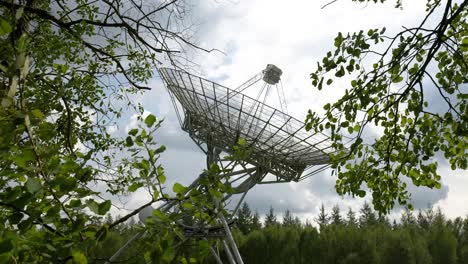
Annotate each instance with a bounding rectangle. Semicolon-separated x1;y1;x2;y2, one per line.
159;65;333;183
107;65;335;264
154;64;334;263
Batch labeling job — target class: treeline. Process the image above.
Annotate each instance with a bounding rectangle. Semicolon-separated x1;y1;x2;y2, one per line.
227;202;468;264
90;203;468;264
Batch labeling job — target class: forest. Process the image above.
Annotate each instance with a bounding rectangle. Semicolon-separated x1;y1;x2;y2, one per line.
92;203;468;264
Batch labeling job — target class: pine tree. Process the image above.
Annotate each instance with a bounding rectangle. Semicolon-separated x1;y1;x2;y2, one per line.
401;208;416;226
330;205;342;225
417;209;430;230
264;206;278;227
251;210;262;230
426;206;435;223
293;216;302;228
346;207;357;226
433;207;446;226
378;214;390;227
428;208;457;264
315;203;329;229
359;202;377;227
459;217;468;264
237;202;253;234
282;209;294;227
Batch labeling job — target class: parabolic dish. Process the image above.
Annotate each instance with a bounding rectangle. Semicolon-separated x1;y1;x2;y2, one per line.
159;68;334;182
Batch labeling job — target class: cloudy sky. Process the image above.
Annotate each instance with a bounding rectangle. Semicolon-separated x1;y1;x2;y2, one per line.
113;0;467;221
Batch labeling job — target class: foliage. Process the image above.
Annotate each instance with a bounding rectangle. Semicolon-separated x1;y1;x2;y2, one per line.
330;204;343;225
346;207;358;226
232;203;463;264
0;0;215;262
359;201;378;227
237;202;253;234
306;0;468;213
315;203;329;228
264;206;278;227
72;201;468;264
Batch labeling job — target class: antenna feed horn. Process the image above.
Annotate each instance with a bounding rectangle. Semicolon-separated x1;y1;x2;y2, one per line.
262;64;282;85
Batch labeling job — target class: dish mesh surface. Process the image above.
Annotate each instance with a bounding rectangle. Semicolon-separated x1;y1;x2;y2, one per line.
159;68;333;181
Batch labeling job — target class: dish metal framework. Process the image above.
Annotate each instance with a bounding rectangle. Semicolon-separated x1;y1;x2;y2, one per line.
148;65;335;264
158;66;333;183
107;66;337;264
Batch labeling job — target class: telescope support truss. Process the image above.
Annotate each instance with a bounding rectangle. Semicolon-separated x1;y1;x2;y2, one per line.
107;65;336;263
178;136;278;263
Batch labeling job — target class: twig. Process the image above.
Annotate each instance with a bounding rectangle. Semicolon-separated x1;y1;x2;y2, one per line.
321;0;339;9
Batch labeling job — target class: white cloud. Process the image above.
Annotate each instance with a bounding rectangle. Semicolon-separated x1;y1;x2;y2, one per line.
118;0;467;220
106;125;118;134
124;110;152;133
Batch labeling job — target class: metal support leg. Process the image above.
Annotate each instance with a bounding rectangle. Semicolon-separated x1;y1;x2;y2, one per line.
219;213;244;264
210;245;224;264
223;240;237;264
105;231;143;264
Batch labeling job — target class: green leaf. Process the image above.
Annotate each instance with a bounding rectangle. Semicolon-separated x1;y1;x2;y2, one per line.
8;212;24;224
15;7;24;20
153;209;170;221
18;218;33;233
135;135;143;146
72;251;88;264
0;18;12;35
162;245;175;262
238;138;246;145
182;202;194;210
157;172;166;184
144;114;156;127
128;128;138;136
13;149;35;168
0;238;14;254
408;63;419;75
173;183;185;194
128;182;141;192
461;38;468;52
335;66;345;77
25;178;41;193
95;225;108;241
141;160;150;170
353;124;361;132
86;200;100;214
153;189;160;200
125;136;133;147
208;188;223;200
155;145;166;154
31;109;44;119
69;199;82;208
58;177;78;193
391;75;404;83
98;200;112;215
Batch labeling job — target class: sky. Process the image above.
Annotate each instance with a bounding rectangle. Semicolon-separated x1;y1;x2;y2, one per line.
111;0;468;222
